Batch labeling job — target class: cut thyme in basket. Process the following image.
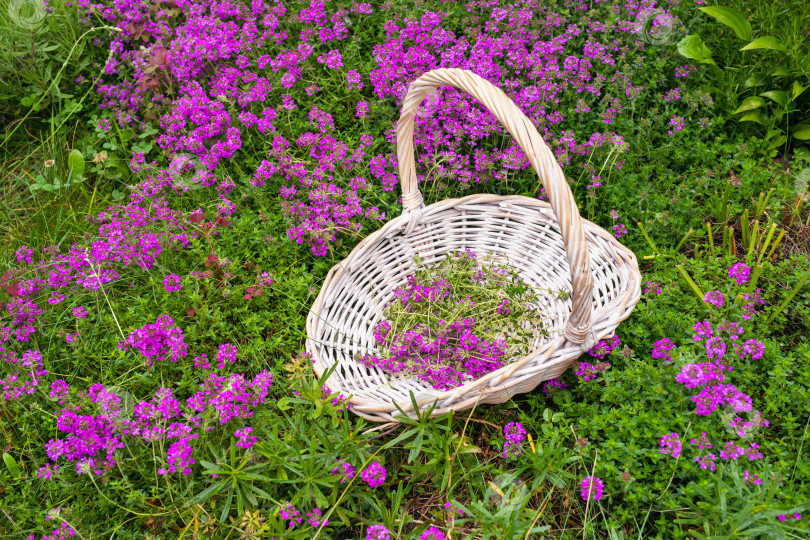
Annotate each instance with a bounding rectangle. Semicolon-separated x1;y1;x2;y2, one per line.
358;250;566;390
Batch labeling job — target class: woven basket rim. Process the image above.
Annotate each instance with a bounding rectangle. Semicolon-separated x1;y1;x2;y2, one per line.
306;193;640;411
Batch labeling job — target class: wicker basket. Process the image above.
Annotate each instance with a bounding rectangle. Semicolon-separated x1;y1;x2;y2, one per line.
306;69;641;422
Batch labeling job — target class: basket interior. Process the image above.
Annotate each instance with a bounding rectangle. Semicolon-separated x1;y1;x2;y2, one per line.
311;201;628;405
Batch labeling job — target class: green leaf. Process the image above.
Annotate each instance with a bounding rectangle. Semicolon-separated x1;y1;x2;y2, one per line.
277;397;292;411
734;96;766;113
741;36;787;52
67;149;85;177
737;111;765;125
760;90;789;107
744;73;768;88
220;489;234;523
677;35;715;64
791;124;810;140
792;81;807;100
188;481;225;505
3;452;20;478
765;128;784;140
244;483;272;500
698;6;752;41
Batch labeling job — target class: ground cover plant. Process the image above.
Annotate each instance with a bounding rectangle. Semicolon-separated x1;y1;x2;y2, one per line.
1;0;809;538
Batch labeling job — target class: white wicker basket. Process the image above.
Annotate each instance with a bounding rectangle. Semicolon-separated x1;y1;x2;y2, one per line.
306;69;641;422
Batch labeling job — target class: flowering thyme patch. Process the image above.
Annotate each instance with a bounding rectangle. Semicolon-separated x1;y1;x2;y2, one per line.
358;250;562;390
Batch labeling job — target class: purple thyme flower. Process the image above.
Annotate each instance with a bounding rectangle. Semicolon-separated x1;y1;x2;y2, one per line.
580;476;604;501
705;336;726;360
502;421;527;458
743;470;762;485
659;433;681;458
119;314;188;366
307;508;327;528
588;335;620;359
217;343;237;369
332;460;356;482
739;339;764;360
366;524;391;540
356;100;370;118
575;361;610;382
361;461;387;488
675;362;728;388
420;526;445;540
703;290;724;308
280;501;302;529
728;263;750;286
49;380;69;404
692;320;713;342
234;426;257;450
542;378;567;395
644;281;662;295
163;274;182;293
651;338;675;364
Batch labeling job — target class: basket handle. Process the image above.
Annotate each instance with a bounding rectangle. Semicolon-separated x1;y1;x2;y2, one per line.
396;68;596;349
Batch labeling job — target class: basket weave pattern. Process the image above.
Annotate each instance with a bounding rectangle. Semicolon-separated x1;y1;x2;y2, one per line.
306;69;641;422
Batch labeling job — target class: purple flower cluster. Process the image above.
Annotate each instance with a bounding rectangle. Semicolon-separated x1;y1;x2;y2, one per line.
744;469;762;486
359;317;508;390
118;314;188;366
420;526;445;540
45;401;125;476
588;335;620;360
728;263;750;286
234;426;257;450
331;460;355;483
656;264;774;480
2;206;194;365
37;464;59;479
580;476;604;502
502;421;527;458
320;385;351;413
361;460;387;488
55;0;698;259
49;380;70;404
40;520;76;540
1;349;47;401
307;508;328;528
163;273;182;292
644;281;663;295
216;343;238;369
366;524;391;540
610;210;628;239
659;433;681;458
651;338;675;364
280;501;303;529
741;289;765;320
43;364;273;477
703;290;724;308
542;377;568;396
675;362;730;389
575;360;611;382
